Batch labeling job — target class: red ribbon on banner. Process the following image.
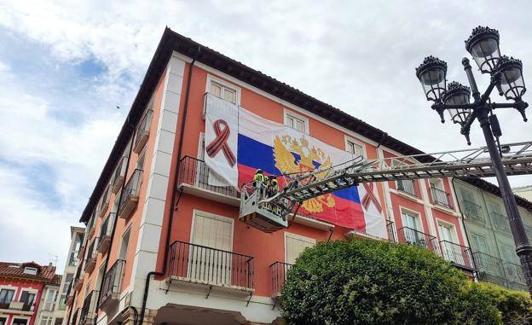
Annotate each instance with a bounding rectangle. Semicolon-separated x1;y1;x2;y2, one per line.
362;183;382;213
206;119;236;167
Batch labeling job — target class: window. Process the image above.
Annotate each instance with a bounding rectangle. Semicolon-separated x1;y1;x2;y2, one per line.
0;317;6;325
285;113;307;133
346;139;365;159
401;210;424;245
438;223;456;243
13;319;28;325
0;288;15;304
470;233;488;253
20;291;36;308
191;212;233;251
209;80;237;104
39;316;52;325
62;273;73;294
96;264;106;291
23;267;38;275
190;212;234;286
119;228;131;260
285;233;315;265
136;148;146;171
397;179;416;196
43;288;57;310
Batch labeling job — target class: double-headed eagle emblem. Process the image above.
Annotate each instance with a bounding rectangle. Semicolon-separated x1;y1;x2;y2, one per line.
273;135;335;213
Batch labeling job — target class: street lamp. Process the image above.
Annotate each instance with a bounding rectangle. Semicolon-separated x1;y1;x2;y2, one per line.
416;26;532;293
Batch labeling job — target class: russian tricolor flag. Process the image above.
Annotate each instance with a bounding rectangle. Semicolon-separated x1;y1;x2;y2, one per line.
237;108;365;230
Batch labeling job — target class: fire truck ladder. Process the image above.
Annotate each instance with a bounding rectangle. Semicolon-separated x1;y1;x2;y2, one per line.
239;141;532;232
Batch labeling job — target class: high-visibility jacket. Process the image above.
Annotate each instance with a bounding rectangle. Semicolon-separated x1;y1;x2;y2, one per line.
253;173;265;183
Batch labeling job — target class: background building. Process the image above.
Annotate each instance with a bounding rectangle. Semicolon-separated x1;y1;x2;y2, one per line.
63;29;531;325
454;179;532;291
0;261;60;325
514;185;532;201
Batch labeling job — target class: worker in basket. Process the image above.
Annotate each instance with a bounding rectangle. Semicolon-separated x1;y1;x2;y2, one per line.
267;176;279;197
253;169;266;196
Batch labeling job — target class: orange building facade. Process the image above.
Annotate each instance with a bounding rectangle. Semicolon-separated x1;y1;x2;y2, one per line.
65;29;483;325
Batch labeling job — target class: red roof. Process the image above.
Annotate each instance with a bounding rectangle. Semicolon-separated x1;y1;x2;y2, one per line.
0;261;58;284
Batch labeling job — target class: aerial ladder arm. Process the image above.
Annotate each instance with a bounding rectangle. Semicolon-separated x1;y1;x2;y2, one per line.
239;141;532;232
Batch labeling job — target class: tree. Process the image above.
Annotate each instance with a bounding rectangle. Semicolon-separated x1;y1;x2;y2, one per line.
280;238;500;324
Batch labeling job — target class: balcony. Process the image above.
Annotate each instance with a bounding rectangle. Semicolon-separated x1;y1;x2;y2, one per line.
99;259;125;308
270;262;293;298
462;199;483;222
502;262;526;290
473;251;507;286
112;155;128;194
0;301;32;312
397;227;440;254
118;169;143;219
440;240;474;271
133;109;153;153
78;290;99;325
97;213;115;254
96;186;110;219
397;179;416;197
167;241;254;294
177;156;239;206
490;211;511;232
83;238;98;274
431;186;452;209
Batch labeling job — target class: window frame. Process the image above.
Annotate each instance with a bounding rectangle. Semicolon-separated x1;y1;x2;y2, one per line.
400;207;425;233
284;232;316;265
344;136;367;159
206;75;241;105
0;287;15;304
284;109;309;134
436;219;458;244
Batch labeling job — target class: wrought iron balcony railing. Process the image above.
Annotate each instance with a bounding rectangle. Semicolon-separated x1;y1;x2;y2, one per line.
167;240;254;290
111;155;128;194
97;213;115;254
397;179;416;196
118;169;143;219
99;259;125;308
78;290;99;325
397;226;440;254
502;262;526;287
133;109;153;153
472;251;505;278
462;199;483;222
440;240;474;270
270;261;293;297
178;156;238;198
430;186;453;209
84;238;98;273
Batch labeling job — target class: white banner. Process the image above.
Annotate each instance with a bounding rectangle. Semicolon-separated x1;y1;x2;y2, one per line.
204;94;239;188
358;183;388;239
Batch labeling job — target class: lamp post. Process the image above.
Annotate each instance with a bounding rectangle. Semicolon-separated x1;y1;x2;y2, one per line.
415;26;532;293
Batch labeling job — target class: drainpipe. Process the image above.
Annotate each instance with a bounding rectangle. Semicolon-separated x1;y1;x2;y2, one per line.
139;47;199;325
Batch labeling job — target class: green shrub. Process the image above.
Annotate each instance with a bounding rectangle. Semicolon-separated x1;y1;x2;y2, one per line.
471;282;531;325
280;238;471;324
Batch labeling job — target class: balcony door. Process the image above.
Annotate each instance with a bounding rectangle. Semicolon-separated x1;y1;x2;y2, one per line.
190;212;234;286
402;211;423;245
438;223;463;265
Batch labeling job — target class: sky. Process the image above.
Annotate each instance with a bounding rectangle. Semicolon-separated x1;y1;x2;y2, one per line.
0;0;531;271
